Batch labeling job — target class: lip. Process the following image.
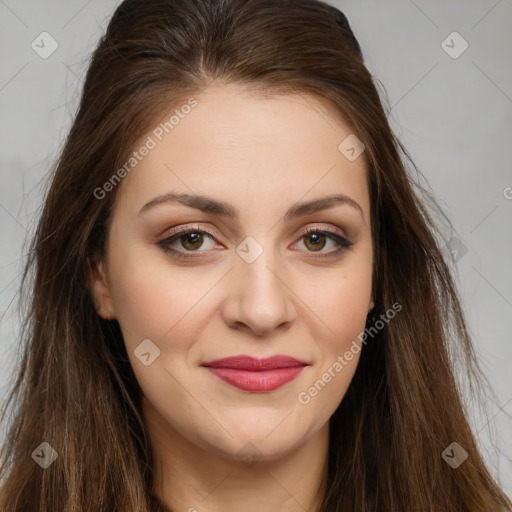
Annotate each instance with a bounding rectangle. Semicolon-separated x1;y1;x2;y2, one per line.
201;355;309;392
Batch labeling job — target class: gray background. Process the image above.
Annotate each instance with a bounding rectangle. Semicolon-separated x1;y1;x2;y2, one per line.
1;0;511;497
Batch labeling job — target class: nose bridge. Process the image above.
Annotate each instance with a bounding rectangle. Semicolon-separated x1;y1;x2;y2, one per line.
223;234;295;335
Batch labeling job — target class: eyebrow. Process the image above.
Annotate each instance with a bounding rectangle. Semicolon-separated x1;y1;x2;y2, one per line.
138;191;364;221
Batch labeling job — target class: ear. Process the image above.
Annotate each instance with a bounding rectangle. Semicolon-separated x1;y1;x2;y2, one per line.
368;298;375;313
88;253;115;320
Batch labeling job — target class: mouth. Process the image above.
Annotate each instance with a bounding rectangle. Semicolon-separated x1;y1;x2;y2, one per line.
201;355;308;392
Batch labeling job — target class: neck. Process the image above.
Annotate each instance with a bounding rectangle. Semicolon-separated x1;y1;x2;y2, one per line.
144;397;330;512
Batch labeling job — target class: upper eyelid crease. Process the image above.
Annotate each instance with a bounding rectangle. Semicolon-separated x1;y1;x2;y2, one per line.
159;226;353;256
160;223;351;244
138;192;365;224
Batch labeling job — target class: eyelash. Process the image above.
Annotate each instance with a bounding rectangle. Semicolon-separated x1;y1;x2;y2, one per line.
158;224;354;260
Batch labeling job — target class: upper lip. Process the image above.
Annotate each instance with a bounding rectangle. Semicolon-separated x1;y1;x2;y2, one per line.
201;355;308;371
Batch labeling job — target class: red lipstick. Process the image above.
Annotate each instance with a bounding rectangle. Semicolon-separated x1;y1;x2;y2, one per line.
201;355;308;392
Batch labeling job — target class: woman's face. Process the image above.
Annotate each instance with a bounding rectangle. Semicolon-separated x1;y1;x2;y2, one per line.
91;83;373;462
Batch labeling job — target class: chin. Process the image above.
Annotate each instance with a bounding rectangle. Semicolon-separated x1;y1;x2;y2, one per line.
201;425;304;464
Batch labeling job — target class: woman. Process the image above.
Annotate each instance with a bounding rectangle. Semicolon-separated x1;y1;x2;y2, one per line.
0;0;510;510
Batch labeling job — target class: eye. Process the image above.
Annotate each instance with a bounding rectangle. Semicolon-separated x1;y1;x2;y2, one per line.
157;224;354;260
158;224;219;259
292;226;354;258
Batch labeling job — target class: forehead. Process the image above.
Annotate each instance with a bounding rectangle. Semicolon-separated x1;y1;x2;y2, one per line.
114;84;369;221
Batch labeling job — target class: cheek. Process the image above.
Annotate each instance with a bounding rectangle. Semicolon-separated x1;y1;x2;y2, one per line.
298;259;372;342
106;245;207;351
306;278;369;335
292;260;371;408
107;253;219;404
294;275;367;426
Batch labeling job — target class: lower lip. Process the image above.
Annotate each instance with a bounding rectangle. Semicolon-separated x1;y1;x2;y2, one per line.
204;366;306;392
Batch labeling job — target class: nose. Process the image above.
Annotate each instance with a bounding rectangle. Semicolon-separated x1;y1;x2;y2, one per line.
220;247;297;337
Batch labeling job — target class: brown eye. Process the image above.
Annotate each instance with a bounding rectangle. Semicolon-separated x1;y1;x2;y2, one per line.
179;232;204;251
293;227;354;259
158;225;219;259
303;232;327;252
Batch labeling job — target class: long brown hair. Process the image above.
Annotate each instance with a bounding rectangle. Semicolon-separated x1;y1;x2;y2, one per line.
1;0;510;510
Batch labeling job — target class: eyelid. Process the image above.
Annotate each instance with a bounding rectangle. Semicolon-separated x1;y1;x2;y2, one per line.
296;223;350;242
161;222;349;243
162;223;219;240
158;222;354;259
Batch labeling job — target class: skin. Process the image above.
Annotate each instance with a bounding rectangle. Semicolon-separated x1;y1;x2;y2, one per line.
90;82;374;512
